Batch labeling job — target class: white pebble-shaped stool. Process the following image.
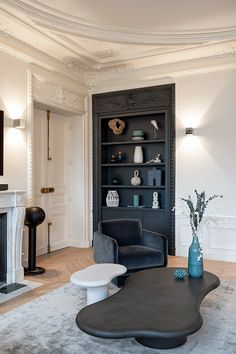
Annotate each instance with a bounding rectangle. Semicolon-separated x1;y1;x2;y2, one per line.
70;264;127;305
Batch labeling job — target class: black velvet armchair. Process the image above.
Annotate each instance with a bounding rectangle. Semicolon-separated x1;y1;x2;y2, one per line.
93;219;168;286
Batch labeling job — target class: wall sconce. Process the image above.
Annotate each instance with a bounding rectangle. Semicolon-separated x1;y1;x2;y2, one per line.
13;119;25;129
185;127;194;135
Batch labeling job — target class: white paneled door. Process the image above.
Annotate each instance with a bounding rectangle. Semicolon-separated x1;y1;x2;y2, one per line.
33;108;71;255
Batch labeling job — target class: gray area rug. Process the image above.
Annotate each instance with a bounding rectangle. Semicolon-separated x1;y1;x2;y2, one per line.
0;280;235;354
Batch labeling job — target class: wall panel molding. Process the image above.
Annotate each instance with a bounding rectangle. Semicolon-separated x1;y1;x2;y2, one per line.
176;214;236;262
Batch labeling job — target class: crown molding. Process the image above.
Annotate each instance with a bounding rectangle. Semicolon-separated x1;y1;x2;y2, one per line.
1;25;236;92
89;53;236;91
0;6;98;67
60;39;236;80
3;0;236;45
0;29;89;87
84;39;236;88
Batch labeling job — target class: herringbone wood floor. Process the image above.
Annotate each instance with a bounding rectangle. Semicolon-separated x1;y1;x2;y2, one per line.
0;247;236;314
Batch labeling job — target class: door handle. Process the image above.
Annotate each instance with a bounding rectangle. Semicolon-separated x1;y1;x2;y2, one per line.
40;187;55;193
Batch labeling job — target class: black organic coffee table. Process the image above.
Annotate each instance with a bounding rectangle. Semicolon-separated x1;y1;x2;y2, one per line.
76;267;220;349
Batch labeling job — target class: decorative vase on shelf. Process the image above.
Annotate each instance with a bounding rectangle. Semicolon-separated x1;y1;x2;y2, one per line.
106;190;119;207
188;235;203;278
130;170;141;186
134;146;143;163
112;175;120;185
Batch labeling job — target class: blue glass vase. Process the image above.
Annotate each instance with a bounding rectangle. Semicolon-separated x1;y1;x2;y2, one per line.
188;235;203;278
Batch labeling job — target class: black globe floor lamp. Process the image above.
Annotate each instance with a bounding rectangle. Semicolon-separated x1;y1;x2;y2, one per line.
24;206;46;275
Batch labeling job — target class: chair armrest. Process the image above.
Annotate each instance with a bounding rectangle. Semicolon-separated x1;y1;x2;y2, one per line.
142;229;168;266
93;231;119;264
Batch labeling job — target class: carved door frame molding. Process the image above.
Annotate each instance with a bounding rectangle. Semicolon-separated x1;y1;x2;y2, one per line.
27;70;92;247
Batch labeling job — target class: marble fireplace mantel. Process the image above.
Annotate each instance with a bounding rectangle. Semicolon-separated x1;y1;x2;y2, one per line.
0;190;25;284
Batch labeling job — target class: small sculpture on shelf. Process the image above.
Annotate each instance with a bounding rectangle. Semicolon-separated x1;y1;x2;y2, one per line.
110;154;117;163
131;170;142;186
110;152;126;163
152;192;160;209
147;153;161;164
117;151;126;163
150;120;159;139
112;174;120;185
108;119;126;135
148;168;162;186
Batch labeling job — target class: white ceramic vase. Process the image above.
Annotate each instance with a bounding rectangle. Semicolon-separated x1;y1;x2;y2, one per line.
106;190;119;207
134;146;143;163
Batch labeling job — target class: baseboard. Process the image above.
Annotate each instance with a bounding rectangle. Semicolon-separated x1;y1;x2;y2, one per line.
69;240;90;248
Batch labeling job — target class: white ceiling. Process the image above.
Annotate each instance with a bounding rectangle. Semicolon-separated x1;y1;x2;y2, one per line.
17;0;236;31
0;0;236;87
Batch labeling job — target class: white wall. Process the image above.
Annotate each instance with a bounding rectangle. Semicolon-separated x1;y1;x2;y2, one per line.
176;69;236;214
70;113;90;247
175;68;236;261
0;52;29;191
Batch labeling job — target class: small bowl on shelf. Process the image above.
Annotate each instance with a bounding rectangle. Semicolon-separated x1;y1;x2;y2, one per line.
132;130;144;141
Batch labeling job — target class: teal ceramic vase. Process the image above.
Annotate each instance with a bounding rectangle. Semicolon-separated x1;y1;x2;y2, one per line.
188;235;203;278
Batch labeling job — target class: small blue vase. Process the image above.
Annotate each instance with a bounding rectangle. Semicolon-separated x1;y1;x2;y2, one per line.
188;235;203;278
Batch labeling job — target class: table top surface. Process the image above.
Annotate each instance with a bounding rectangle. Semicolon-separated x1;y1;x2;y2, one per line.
70;263;127;287
76;267;220;338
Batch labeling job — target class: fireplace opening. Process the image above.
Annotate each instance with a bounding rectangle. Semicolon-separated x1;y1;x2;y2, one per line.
0;212;7;286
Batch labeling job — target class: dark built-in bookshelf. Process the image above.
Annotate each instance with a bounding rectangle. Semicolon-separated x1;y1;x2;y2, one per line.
92;84;175;255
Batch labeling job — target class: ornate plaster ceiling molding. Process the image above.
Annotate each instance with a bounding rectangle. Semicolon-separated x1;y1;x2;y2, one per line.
32;73;85;112
88;51;236;89
0;26;88;88
0;8;93;74
61;57;91;73
4;0;236;45
83;39;236;86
